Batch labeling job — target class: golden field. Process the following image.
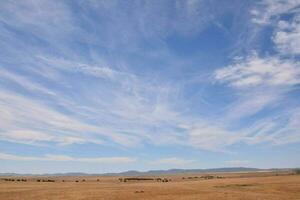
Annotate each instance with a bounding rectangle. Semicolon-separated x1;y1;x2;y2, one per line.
0;171;299;200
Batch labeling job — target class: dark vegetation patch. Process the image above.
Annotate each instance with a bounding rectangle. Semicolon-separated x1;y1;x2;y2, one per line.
215;183;257;188
134;190;145;193
119;177;171;182
3;178;26;182
182;175;224;180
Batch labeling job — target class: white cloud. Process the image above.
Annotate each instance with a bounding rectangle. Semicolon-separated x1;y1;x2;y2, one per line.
0;0;74;40
37;56;125;80
215;55;300;88
273;14;300;55
212;1;300;147
214;53;300;142
0;90;129;146
226;89;282;121
0;68;55;95
0;152;136;164
251;0;300;25
0;90;99;133
0;67;183;148
244;108;300;145
251;0;300;56
0;130;100;146
185;124;243;151
1;0;299;156
0;130;54;143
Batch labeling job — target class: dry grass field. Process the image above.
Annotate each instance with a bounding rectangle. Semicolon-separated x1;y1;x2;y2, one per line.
0;171;299;200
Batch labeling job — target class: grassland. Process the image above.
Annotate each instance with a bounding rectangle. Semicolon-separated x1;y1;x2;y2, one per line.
0;171;299;200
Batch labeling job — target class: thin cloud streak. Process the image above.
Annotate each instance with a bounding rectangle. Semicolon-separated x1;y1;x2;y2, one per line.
0;152;136;164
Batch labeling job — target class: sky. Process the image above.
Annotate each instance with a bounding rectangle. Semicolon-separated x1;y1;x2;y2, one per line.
0;0;300;174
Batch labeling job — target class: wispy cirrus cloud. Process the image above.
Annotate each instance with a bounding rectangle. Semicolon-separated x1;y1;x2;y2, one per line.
215;55;300;88
0;89;115;146
273;13;300;55
243;108;300;145
0;68;56;96
251;0;300;56
212;0;300;148
251;0;300;25
0;130;97;146
0;152;136;164
37;56;127;80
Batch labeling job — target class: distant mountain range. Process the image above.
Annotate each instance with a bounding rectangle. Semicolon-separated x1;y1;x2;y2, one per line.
0;167;292;177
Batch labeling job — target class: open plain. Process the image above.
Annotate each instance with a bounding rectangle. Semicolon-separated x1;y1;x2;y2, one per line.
0;171;299;200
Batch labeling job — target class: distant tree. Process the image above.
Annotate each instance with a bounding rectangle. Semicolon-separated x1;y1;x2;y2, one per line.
295;169;300;175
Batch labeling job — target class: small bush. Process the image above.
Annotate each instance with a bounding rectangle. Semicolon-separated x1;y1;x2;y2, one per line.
162;178;169;182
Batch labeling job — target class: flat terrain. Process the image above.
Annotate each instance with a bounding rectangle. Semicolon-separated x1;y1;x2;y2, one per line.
0;171;299;200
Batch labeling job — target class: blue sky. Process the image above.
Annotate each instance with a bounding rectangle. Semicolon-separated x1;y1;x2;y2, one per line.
0;0;300;173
